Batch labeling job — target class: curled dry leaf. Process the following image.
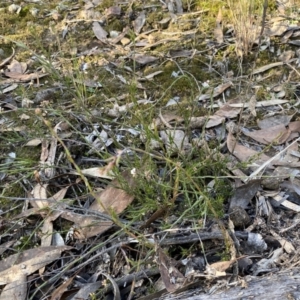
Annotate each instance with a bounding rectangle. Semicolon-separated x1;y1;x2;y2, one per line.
31;183;49;209
76;154;120;179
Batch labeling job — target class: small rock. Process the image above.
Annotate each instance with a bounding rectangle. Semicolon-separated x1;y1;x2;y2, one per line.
229;206;251;228
261;177;280;190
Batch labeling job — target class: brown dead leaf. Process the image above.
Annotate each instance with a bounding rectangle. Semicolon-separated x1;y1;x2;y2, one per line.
205;259;237;278
198;82;232;101
257;115;293;129
289;121;300;132
156;245;185;293
77;154;119;179
206;115;225;128
62;170;135;239
210;259;236;272
91;170;135;214
0;274;27;300
227;132;273;169
31;184;69;212
0;246;71;285
154;112;184;129
31;183;49;209
214;97;242;119
3;71;48;82
265;17;289;36
61;211;113;239
50;275;75;300
7;59;27;74
252;59;296;75
243;124;291;145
